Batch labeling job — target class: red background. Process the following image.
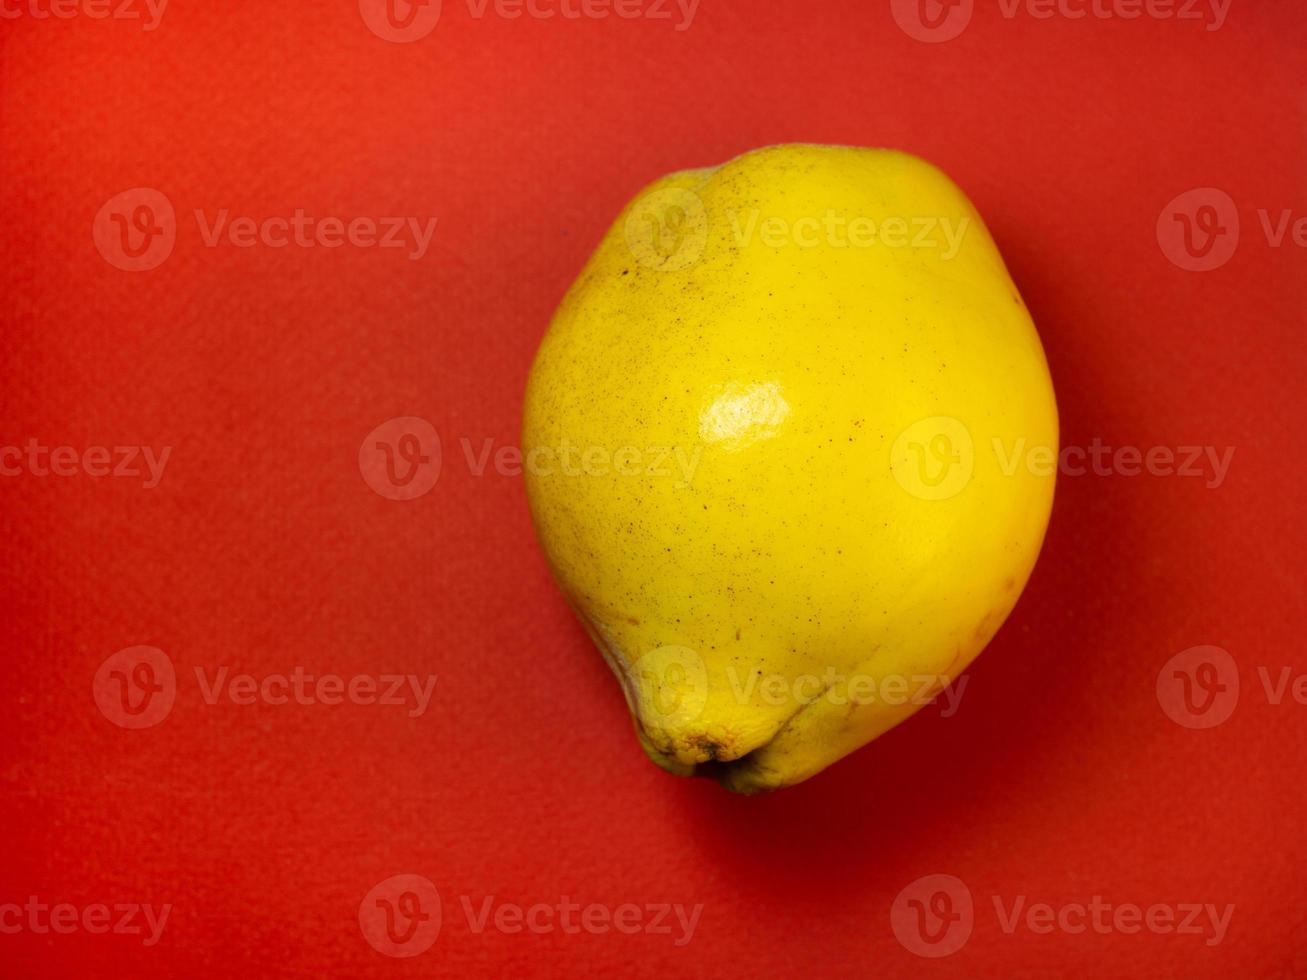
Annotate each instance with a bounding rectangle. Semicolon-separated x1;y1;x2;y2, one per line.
2;1;1305;976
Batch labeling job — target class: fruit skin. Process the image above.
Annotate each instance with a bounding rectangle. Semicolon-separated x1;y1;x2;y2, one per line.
522;144;1057;793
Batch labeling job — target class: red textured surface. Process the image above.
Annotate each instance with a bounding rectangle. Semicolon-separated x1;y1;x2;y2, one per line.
1;2;1305;976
